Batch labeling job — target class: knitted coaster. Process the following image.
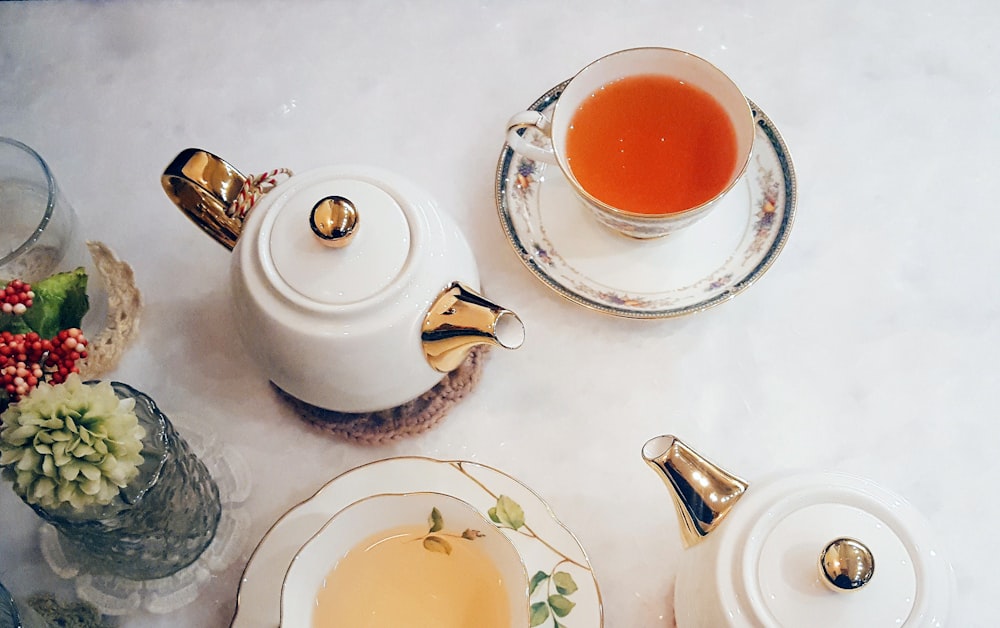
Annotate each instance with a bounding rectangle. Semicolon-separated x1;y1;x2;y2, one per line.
275;346;490;445
79;241;142;379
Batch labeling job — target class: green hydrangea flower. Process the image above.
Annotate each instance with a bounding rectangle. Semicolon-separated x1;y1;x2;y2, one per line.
0;374;144;510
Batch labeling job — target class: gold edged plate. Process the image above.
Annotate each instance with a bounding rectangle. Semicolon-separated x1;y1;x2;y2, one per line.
231;456;604;627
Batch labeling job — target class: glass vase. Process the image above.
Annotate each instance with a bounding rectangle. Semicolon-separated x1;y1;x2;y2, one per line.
0;581;20;628
27;382;221;581
0;137;110;337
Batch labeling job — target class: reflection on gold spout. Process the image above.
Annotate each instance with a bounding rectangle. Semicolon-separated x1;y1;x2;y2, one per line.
422;283;524;373
642;435;748;548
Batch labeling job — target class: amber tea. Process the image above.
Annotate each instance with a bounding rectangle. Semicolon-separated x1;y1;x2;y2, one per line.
312;523;512;627
565;73;739;215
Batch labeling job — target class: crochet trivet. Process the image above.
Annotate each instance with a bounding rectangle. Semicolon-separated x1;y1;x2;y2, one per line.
79;241;142;379
276;346;489;445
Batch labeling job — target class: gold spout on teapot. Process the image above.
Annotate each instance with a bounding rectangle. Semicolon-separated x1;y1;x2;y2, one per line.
642;435;748;548
422;282;525;372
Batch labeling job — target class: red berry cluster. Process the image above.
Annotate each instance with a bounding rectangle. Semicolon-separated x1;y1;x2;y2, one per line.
1;280;35;315
0;328;88;402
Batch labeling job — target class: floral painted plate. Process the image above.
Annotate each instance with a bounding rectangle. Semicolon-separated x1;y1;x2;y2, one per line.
232;457;603;627
495;82;797;318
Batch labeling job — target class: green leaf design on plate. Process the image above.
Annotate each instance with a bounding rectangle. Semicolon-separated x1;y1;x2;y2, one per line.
489;494;525;530
528;570;549;595
553;571;578;595
428;506;444;533
422;535;452;555
529;601;550;627
548;594;576;618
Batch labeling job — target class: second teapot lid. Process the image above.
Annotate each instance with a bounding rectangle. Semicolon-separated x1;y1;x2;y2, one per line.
728;472;953;627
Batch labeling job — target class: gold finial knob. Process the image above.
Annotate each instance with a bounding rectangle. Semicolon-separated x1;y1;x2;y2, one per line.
310;196;358;247
820;538;875;591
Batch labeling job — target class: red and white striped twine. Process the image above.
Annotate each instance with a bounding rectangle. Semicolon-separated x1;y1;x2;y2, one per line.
228;167;294;219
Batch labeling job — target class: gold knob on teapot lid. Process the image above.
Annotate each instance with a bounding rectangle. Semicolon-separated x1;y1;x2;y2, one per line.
820;538;875;591
310;196;359;247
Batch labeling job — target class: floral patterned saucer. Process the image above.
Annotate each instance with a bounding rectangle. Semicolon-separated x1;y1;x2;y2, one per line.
495;82;797;318
232;457;603;627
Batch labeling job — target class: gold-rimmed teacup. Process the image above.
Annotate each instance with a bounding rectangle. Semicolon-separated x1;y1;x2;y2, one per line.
506;47;754;239
281;492;529;627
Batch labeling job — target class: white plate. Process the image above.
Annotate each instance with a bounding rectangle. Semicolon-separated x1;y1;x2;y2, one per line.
232;457;603;627
495;82;797;318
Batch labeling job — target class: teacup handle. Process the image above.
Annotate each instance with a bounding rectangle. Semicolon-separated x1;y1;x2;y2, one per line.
506;111;559;165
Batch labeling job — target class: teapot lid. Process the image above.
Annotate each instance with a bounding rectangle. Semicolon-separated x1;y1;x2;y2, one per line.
722;472;953;627
253;168;419;307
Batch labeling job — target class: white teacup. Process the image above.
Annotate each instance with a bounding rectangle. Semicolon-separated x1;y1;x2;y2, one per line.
281;492;529;627
506;47;755;239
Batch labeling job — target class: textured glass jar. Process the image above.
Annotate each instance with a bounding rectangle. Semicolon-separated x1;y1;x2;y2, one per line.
0;581;20;628
27;382;221;580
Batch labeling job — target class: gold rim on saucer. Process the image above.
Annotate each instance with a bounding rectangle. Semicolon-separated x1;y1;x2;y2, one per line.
231;456;604;628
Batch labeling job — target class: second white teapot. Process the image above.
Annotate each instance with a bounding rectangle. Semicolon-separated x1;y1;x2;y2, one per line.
642;435;954;627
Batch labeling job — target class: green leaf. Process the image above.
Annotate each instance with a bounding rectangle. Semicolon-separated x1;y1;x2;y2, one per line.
529;602;550;627
548;594;576;618
553;571;578;595
19;268;89;338
428;507;444;533
0;311;31;334
488;506;499;524
529;570;549;595
492;494;525;530
422;535;451;555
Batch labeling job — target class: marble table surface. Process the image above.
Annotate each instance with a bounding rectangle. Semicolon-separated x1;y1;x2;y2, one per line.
1;1;997;626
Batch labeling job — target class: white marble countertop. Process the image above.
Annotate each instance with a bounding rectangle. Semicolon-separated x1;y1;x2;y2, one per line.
1;1;997;626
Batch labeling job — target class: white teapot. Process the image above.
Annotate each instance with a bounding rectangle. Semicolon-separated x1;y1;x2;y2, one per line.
162;149;524;412
642;435;955;627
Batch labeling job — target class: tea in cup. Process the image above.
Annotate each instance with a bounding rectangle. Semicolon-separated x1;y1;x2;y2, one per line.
506;47;755;239
281;492;529;628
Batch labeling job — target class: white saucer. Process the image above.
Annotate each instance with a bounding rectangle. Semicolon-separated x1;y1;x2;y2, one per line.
232;457;604;627
495;82;797;318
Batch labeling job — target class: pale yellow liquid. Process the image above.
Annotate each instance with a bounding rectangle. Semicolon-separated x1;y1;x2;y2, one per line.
313;524;512;628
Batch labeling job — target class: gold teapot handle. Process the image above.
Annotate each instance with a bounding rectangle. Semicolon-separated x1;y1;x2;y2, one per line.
161;148;248;250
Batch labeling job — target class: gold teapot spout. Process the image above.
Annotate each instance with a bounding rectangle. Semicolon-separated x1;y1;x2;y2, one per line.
422;282;525;372
161;148;249;250
642;435;748;548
